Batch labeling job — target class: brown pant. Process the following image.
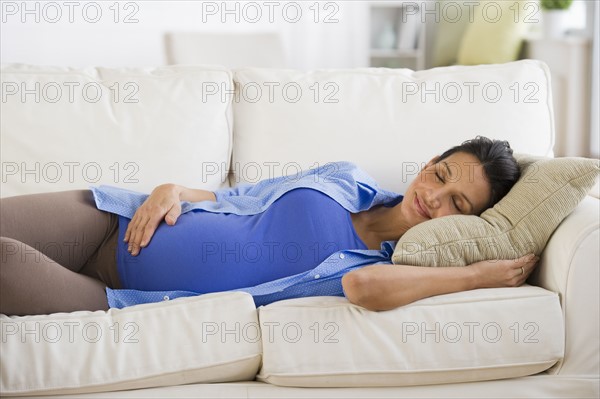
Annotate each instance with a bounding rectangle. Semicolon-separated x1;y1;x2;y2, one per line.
0;190;121;316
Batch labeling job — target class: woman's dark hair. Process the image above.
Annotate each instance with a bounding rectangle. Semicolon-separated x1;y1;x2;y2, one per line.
437;136;521;213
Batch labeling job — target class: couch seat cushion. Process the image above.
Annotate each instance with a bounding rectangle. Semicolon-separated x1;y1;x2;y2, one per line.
256;285;564;387
0;292;261;396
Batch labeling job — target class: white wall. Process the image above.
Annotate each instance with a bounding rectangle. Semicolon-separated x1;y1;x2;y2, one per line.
590;0;600;158
2;0;598;157
0;0;369;69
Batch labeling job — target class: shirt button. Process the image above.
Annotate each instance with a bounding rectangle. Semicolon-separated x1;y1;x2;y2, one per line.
314;274;320;279
339;253;345;259
163;295;170;301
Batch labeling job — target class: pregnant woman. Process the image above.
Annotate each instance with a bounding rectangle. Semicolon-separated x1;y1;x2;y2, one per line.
0;137;539;316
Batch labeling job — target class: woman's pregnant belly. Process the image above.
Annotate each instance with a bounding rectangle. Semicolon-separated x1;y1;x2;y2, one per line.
116;188;367;292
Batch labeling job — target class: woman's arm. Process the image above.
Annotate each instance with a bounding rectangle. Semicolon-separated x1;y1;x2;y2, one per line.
124;183;216;255
341;254;539;311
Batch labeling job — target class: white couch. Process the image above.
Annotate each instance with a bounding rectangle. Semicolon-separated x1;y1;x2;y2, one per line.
1;60;598;398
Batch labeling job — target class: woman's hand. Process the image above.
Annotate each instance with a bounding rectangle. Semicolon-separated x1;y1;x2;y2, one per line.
470;254;540;289
124;183;182;256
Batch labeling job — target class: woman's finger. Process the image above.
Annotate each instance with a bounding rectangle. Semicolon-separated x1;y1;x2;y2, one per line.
124;213;137;243
516;256;539;283
140;215;162;248
125;213;141;247
129;214;150;255
516;253;535;263
125;208;146;243
164;202;182;226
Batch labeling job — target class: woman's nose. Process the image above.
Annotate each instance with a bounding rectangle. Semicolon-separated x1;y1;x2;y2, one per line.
422;190;441;209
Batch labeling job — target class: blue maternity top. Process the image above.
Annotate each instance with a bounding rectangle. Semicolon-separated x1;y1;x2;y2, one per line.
116;188;368;293
92;161;404;308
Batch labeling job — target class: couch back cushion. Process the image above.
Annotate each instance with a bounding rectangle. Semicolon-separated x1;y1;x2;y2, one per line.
1;64;233;198
231;60;554;194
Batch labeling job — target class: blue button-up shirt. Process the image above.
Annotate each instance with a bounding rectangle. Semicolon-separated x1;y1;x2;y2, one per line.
90;161;404;308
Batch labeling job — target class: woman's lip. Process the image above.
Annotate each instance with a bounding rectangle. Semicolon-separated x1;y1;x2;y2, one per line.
414;194;431;219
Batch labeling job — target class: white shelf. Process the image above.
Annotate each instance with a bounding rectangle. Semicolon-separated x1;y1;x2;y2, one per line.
523;37;593;157
370;49;420;58
368;2;426;70
369;1;414;8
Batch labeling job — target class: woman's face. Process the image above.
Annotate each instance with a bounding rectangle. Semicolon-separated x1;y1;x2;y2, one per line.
401;151;492;226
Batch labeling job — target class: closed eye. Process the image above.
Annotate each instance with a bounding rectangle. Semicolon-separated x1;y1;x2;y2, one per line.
437;171;463;213
452;197;463;213
435;171;444;183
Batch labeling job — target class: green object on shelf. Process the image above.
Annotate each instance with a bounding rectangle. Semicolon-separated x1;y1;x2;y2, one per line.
541;0;573;10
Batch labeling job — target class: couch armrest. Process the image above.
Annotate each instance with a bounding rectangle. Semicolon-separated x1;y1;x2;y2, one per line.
530;195;599;376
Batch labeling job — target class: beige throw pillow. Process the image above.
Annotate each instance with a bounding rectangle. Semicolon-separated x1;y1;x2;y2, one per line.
392;155;600;267
456;0;530;65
